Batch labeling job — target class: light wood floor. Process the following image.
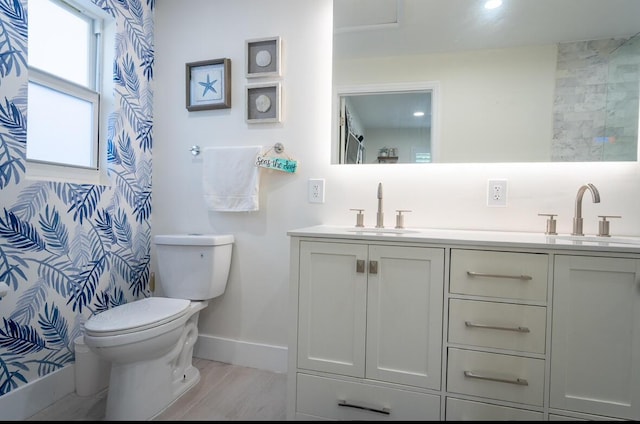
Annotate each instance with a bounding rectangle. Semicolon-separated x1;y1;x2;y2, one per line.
27;358;287;421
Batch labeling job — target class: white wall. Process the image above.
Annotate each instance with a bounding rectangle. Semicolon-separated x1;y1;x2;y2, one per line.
154;0;640;371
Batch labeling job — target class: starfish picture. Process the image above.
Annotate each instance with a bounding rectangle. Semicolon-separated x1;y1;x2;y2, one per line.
198;74;218;97
187;59;230;110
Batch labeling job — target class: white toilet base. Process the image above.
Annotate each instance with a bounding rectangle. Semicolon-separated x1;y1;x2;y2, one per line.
102;309;203;421
105;358;200;420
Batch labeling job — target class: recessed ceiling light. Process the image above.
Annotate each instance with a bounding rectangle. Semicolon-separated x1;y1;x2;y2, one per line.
484;0;503;10
413;111;425;117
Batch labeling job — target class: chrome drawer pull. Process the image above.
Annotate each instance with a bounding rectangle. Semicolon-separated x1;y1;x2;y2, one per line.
463;370;529;386
465;321;530;333
466;271;533;281
338;399;390;415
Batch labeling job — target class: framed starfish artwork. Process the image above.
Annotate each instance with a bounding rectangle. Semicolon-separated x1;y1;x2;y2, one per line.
186;58;231;111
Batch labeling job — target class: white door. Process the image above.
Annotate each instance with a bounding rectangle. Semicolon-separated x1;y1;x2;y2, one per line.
551;255;640;420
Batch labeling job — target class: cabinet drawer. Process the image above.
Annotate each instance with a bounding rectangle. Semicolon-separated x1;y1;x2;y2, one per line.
296;373;440;421
447;348;545;406
450;250;548;301
446;397;543;421
448;299;547;354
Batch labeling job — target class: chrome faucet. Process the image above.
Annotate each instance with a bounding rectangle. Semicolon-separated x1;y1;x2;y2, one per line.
572;183;601;236
376;182;384;228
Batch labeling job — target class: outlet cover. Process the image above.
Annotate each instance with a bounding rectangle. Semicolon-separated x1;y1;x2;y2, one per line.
487;179;507;207
308;178;325;203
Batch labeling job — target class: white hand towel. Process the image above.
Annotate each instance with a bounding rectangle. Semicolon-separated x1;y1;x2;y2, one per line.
202;146;261;212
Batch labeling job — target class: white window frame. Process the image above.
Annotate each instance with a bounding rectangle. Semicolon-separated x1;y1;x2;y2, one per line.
27;0;115;185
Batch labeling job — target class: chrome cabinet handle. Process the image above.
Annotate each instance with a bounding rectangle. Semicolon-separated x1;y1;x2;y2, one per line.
369;260;378;274
356;259;365;273
465;321;530;333
463;370;529;386
338;399;390;415
466;271;532;281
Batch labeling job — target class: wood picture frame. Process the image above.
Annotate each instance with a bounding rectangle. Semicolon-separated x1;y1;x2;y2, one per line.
186;58;231;111
246;82;281;123
245;36;281;78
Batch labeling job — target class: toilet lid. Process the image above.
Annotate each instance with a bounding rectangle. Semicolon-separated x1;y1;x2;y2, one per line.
84;297;191;336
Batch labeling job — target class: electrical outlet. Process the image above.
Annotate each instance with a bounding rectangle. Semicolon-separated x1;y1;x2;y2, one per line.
487;179;507;207
308;178;325;203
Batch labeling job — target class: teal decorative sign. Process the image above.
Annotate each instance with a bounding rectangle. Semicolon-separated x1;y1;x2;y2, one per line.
256;155;297;173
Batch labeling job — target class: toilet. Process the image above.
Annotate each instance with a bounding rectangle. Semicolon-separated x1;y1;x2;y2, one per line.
83;233;234;421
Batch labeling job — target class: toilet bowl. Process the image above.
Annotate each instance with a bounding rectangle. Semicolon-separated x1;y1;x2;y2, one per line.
83;234;233;421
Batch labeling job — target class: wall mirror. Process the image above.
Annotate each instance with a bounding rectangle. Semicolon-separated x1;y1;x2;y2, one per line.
332;0;640;164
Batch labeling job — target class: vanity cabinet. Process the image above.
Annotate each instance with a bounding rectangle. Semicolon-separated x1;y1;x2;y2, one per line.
291;239;444;420
288;226;640;421
550;255;640;420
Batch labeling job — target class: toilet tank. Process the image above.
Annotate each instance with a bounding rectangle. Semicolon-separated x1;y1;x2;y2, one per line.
153;234;234;300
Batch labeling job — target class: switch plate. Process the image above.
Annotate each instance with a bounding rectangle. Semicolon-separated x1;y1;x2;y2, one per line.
487;179;507;207
308;178;325;203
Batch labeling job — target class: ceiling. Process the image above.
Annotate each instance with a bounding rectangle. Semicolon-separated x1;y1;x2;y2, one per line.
346;91;432;130
333;0;640;60
333;0;640;131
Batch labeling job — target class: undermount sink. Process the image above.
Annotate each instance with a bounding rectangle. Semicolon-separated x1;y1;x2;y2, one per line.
551;234;640;245
345;227;420;234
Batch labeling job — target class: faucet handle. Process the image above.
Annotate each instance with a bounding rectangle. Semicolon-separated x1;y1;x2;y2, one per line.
350;208;365;227
597;215;621;237
395;210;412;229
538;213;558;235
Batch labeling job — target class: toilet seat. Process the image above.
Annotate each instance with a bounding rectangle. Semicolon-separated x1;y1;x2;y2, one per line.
85;297;191;337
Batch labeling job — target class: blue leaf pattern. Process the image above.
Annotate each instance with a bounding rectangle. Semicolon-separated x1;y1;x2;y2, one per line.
0;97;26;188
38;304;69;351
0;244;27;290
0;0;153;395
38;206;70;256
0;318;47;355
8;279;47;325
0;209;47;252
65;184;107;225
10;182;51;221
0;0;27;79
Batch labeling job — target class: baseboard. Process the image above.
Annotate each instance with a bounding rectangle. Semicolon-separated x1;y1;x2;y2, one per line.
194;334;288;374
0;364;75;421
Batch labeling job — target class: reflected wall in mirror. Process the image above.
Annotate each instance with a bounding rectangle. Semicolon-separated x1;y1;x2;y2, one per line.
332;0;640;164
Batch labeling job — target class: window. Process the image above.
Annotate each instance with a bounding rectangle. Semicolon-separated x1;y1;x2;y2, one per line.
27;0;113;181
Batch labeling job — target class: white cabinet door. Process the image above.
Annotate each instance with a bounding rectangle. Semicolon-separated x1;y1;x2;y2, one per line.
366;245;444;389
297;241;368;377
297;241;445;389
551;255;640;420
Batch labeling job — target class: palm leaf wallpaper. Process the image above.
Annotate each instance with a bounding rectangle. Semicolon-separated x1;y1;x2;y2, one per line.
0;0;154;396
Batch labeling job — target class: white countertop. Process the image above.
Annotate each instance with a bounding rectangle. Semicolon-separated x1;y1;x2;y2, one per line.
287;225;640;254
